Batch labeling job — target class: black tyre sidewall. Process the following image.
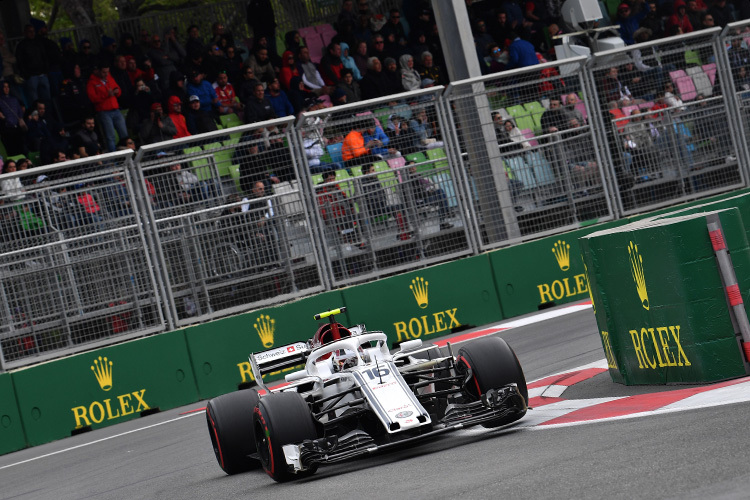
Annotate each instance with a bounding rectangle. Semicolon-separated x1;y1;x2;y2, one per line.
253;392;318;482
205;389;261;475
458;336;528;403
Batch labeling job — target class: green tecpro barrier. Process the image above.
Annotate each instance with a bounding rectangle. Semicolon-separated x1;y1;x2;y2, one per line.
13;330;198;446
0;373;26;454
653;191;750;240
341;254;502;346
185;291;348;400
580;208;750;385
489;222;629;318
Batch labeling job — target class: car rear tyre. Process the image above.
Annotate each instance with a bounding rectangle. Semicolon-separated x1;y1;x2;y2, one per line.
205;389;261;475
458;336;528;428
253;391;319;482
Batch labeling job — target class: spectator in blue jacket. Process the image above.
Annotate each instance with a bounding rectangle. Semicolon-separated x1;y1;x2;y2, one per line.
339;42;362;80
185;70;218;113
506;33;539;70
617;0;651;45
264;77;294;118
363;119;400;158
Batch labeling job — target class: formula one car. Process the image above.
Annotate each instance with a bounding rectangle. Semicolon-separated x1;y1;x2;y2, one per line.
206;307;527;482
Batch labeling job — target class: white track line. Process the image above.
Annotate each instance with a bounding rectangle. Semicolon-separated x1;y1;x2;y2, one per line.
0;412;203;470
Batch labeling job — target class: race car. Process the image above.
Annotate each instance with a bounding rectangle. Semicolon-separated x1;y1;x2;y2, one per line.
205;307;527;482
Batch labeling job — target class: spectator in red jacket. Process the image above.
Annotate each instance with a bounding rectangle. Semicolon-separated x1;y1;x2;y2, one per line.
86;61;128;152
167;95;191;138
212;70;242;115
667;0;694;34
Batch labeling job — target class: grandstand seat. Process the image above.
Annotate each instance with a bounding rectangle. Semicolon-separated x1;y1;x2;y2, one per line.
669;69;697;101
425;147;449;171
312;168;354;196
219;113;243;129
273;180;305;216
702;63;717;86
305;34;325;64
687;66;713;97
183;146;213;181
574;102;588;123
506;104;537;133
229;164;242;192
520;128;538;147
317;24;337;46
404;152;429;172
327;142;343;164
387;155;406;182
374;106;393;125
684;49;701;67
523;101;546;133
494;108;511;121
297;26;318;44
203;142;235;177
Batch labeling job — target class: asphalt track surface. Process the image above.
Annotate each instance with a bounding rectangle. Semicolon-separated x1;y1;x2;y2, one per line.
3;301;750;500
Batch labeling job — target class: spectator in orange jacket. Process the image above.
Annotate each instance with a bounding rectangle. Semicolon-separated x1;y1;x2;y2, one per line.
167;95;191;138
342;118;382;168
86;61;128;152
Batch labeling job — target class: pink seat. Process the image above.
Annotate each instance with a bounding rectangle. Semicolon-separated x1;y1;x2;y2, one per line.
305;35;325;64
669;70;697;101
387;156;406;182
702;63;717;86
520;128;538;147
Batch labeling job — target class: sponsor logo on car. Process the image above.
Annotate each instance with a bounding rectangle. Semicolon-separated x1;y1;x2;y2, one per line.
395;411;413;418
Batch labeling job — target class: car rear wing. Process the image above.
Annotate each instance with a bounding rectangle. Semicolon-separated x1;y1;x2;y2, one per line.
249;342;310;392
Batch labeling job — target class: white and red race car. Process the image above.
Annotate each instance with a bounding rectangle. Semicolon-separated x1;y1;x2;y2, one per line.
206;307;527;482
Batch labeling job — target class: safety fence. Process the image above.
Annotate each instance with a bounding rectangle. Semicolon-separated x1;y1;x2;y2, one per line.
3;26;750;369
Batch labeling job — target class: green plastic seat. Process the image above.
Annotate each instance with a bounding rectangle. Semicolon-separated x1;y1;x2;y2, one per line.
425;147;449;171
404;152;430;172
685;49;701;67
203;142;234;177
183;146;212;181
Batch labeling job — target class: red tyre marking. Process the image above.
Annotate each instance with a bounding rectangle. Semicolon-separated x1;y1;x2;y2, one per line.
206;408;225;470
458;356;481;396
254;406;275;477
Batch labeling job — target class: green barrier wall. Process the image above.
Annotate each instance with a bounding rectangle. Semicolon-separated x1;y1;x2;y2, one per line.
13;330;198;446
0;373;26;455
4;188;750;454
185;291;348;400
489;222;629;318
341;254;502;346
580;209;749;385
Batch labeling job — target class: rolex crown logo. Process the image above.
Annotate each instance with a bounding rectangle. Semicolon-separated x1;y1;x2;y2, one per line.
91;356;113;392
552;240;571;271
628;241;649;310
410;277;429;309
254;314;275;348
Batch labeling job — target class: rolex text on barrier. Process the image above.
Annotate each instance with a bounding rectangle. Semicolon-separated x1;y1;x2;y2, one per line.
12;330;198;446
184;291;348;399
580;209;750;385
341;254;502;346
489;223;630;318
